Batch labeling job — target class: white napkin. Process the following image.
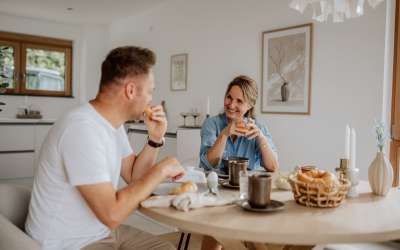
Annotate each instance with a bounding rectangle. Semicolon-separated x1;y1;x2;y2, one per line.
141;195;175;208
172;192;237;212
140;193;238;212
178;166;207;183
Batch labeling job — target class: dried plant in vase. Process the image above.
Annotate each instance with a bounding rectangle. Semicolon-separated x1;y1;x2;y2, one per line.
368;121;393;196
269;44;289;102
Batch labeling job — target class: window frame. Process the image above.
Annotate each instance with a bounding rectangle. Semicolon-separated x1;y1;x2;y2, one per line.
390;0;400;186
0;31;73;97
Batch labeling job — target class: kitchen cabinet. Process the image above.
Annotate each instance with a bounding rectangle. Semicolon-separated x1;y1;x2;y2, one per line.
0;120;53;181
127;124;177;161
176;127;201;165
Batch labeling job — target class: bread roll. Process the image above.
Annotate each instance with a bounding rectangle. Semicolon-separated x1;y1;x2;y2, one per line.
235;121;249;134
169;181;198;195
144;106;152;118
297;168;339;192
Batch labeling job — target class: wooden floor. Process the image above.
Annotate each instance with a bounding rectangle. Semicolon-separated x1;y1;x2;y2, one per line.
158;232;322;250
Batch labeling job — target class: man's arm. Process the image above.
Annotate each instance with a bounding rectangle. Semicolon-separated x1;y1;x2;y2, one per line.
120;144;160;183
78;157;184;229
121;105;167;183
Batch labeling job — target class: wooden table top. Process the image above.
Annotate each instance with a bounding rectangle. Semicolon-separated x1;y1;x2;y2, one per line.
140;181;400;245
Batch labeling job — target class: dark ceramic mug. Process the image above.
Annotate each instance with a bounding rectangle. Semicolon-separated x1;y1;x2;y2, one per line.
248;173;272;208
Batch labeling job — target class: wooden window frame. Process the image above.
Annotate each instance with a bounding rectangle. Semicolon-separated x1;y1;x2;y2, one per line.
0;31;73;97
391;0;400;186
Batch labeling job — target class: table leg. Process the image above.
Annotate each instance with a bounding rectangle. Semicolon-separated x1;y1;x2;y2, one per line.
247;243;284;250
248;243;313;250
213;237;247;250
283;246;314;250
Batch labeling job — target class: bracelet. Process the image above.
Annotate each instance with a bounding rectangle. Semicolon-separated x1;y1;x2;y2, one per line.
259;142;269;150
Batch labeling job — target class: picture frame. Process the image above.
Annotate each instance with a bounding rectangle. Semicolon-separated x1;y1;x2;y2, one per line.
261;23;313;115
170;53;188;91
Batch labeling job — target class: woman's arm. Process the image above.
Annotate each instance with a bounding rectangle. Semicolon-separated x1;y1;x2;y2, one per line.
256;135;279;172
246;122;279;172
205;130;229;166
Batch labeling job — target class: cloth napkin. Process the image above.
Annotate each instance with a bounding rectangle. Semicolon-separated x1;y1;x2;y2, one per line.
141;193;238;212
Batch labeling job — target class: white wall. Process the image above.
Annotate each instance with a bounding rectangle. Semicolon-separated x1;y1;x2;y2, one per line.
109;0;388;179
0;13;109;119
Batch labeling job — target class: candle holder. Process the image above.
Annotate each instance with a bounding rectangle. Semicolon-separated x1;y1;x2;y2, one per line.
335;158;349;181
180;112;190;127
192;112;201;127
335;158;359;198
346;167;359;198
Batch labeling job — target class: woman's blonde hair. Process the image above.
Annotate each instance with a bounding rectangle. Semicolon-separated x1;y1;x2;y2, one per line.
224;75;258;119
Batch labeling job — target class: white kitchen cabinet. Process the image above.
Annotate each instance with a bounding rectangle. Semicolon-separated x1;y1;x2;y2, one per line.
177;127;201;164
127;127;177;161
0;125;35;151
0;152;34;179
0;122;53;181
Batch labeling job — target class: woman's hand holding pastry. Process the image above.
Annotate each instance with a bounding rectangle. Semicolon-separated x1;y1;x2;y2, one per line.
222;122;241;137
245;122;262;139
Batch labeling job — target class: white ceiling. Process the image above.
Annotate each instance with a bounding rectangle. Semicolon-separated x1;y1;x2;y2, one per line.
0;0;167;24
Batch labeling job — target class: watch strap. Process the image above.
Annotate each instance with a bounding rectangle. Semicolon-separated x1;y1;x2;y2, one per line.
147;136;164;148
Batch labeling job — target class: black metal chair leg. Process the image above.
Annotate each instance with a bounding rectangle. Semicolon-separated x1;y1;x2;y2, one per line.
177;232;185;250
184;233;191;250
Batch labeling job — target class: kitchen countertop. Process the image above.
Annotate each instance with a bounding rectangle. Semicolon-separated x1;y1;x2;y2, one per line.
0;118;56;125
126;123;178;138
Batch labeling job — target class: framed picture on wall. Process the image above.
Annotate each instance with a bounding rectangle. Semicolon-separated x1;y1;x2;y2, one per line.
170;53;188;91
261;23;313;115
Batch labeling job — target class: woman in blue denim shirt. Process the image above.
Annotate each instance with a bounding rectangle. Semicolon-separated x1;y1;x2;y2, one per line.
199;75;279;172
199;75;279;250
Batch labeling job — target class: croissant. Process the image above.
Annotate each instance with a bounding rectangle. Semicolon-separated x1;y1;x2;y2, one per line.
169;181;198;195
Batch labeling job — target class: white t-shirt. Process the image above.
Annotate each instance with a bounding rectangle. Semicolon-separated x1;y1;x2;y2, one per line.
25;103;133;250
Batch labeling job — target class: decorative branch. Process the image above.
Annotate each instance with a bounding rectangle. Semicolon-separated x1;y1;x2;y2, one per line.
269;44;288;83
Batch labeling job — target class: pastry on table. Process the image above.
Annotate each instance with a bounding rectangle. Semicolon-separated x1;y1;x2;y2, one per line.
169;181;198;195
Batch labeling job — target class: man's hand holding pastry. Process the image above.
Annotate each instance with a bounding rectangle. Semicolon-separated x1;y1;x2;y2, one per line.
145;105;167;143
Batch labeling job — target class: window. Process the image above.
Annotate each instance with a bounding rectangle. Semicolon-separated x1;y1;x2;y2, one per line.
0;31;72;97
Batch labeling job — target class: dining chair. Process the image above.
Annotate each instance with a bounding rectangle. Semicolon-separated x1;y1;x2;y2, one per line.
0;183;40;250
322;242;400;250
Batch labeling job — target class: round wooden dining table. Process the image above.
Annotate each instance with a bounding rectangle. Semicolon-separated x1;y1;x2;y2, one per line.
140;181;400;250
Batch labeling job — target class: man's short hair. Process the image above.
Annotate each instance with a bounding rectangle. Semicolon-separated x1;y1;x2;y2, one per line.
99;46;156;90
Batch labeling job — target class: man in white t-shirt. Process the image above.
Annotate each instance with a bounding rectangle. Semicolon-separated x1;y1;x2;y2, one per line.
25;46;185;250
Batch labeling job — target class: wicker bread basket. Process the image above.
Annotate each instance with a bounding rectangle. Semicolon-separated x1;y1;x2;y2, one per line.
288;171;350;208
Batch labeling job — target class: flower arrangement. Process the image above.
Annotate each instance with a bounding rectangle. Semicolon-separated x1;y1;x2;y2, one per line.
374;120;390;152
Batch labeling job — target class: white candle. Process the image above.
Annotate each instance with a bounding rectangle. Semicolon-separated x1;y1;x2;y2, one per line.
350;128;356;169
206;96;210;116
345;125;350;159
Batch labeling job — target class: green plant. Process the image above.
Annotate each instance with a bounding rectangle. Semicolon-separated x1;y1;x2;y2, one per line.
374;120;390;152
0;46;12;92
0;46;11;111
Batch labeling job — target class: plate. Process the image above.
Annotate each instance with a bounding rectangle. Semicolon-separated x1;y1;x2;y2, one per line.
153;182;207;196
240;200;285;213
216;170;229;179
221;180;240;189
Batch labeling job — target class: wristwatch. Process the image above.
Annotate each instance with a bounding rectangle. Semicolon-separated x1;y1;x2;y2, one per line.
147;136;165;148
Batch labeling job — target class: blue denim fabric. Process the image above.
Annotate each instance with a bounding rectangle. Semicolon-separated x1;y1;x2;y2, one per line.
199;113;277;171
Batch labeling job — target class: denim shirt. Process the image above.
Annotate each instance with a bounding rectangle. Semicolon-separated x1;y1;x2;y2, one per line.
199;113;277;171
